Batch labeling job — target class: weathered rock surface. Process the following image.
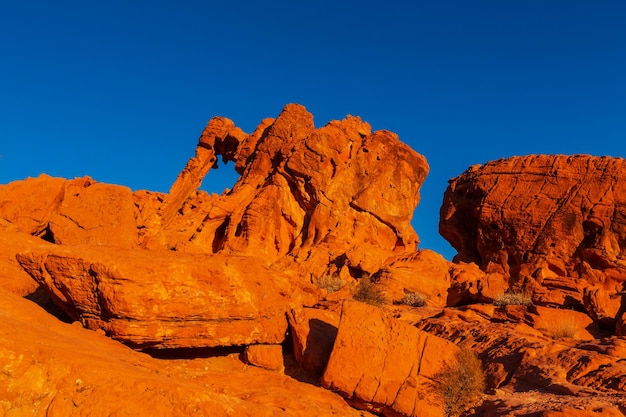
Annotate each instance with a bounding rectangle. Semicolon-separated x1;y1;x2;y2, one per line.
0;174;66;236
0;230;49;296
376;249;508;307
2;104;430;352
0;175;138;248
322;300;460;417
474;390;626;417
0;289;373;417
4;107;626;417
243;344;285;372
375;249;451;307
287;306;340;379
540;407;625;417
440;155;626;328
144;104;429;279
17;245;314;349
410;304;626;413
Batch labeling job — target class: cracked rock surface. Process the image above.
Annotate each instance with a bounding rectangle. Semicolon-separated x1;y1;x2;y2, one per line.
440;155;626;331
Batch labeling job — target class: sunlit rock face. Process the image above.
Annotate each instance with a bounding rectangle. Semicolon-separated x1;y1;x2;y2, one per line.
3;105;626;416
440;154;626;328
4;103;430;349
143;103;429;280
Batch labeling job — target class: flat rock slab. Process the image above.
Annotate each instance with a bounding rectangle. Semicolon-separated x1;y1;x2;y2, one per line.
17;246;310;349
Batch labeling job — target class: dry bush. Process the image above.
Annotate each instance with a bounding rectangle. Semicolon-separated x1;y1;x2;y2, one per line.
353;274;386;306
547;314;578;339
315;274;345;293
436;347;486;417
493;290;533;306
400;292;426;307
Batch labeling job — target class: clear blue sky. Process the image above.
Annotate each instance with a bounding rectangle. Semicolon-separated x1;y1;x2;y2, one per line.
1;1;625;259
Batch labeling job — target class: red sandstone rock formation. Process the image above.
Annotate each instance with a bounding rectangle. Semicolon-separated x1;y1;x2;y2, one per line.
243;344;285;372
321;300;460;417
0;175;138;248
287;306;340;378
412;304;626;407
0;104;430;365
17;245;314;349
4;106;626;416
540;408;625;417
0;230;49;295
144;104;428;279
376;249;508;307
440;155;626;329
0;290;370;416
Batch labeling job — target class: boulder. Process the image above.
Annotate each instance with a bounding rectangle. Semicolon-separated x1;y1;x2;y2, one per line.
375;249;451;307
447;260;508;307
287;307;340;378
377;250;509;308
440;155;626;326
0;230;50;295
17;245;313;349
0;174;138;248
243;344;285;372
48;177;138;247
0;174;65;235
321;300;460;417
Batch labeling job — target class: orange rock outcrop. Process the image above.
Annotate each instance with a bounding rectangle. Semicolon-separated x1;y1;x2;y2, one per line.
440;155;626;330
2;106;626;416
322;300;459;417
0;290;370;416
143;103;428;279
17;245;313;349
0;175;138;248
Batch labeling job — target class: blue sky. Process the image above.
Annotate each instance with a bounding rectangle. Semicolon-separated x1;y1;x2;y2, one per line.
1;1;625;260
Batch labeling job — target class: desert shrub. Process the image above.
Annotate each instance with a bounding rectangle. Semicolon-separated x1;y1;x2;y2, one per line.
493;290;533;306
436;347;486;417
400;291;427;307
315;274;345;293
353;274;386;306
547;314;578;339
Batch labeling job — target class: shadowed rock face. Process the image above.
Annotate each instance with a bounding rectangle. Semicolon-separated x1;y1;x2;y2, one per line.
440;155;626;328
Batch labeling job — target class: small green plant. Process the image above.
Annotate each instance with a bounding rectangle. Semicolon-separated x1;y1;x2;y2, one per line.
400;291;426;307
493;290;533;306
436;347;486;417
353;273;386;306
315;273;345;293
